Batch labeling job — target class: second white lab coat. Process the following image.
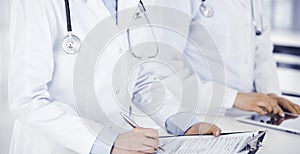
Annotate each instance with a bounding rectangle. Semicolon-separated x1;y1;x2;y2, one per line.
153;0;281;112
189;0;281;108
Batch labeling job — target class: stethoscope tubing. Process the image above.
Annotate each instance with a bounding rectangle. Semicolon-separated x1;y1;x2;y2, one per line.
201;0;264;36
64;0;72;32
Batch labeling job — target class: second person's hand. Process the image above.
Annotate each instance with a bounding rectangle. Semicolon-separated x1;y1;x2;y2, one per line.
234;92;285;117
184;122;222;137
267;93;300;115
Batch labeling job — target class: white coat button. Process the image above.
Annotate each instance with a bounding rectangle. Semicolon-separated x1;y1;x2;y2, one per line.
119;48;123;54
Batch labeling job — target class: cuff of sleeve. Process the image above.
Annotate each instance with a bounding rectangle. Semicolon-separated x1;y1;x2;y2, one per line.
222;87;238;109
90;127;120;154
165;112;199;135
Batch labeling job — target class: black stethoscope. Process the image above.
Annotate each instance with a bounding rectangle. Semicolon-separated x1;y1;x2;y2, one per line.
199;0;264;36
62;0;159;58
62;0;81;54
62;0;119;54
62;0;264;54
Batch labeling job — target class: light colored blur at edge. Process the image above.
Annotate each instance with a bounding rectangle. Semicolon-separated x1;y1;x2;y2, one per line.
0;0;14;154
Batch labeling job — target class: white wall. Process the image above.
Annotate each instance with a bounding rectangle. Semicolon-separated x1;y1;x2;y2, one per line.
263;0;300;31
0;0;14;154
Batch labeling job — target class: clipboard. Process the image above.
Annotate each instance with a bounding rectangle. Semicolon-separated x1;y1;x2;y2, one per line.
157;130;267;154
238;130;267;154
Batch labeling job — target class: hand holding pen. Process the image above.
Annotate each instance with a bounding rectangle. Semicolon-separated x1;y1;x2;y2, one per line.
121;113;164;153
111;113;163;154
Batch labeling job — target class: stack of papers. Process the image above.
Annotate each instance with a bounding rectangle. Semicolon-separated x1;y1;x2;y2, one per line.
158;131;261;154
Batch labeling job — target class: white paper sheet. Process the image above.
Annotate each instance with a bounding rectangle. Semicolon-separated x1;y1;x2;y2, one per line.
158;132;257;154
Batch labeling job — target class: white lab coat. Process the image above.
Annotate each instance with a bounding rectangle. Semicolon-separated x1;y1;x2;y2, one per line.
190;0;281;108
8;0;165;154
8;0;280;153
159;0;281;110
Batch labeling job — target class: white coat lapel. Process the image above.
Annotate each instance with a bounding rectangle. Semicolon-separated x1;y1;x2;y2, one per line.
86;0;112;20
119;0;139;11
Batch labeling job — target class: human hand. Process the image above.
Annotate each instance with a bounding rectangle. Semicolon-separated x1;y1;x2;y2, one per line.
184;122;221;137
234;92;288;117
111;128;159;154
234;92;282;116
268;94;300;115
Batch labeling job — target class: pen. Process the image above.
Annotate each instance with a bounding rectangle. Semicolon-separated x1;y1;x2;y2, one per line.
158;131;254;138
120;112;165;152
121;112;140;128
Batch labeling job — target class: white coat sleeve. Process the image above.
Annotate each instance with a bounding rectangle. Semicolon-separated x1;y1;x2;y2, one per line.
9;0;118;153
253;18;281;96
130;63;200;135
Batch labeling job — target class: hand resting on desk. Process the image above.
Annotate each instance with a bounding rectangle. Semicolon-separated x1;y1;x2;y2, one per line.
234;92;300;117
184;122;222;137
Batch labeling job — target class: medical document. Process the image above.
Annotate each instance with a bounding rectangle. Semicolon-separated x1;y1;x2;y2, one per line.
158;132;258;154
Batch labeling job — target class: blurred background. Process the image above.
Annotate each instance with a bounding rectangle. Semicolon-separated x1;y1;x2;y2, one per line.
1;0;13;154
263;0;300;98
1;0;300;153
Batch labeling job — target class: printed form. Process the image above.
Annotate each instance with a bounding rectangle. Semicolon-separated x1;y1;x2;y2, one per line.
158;132;257;154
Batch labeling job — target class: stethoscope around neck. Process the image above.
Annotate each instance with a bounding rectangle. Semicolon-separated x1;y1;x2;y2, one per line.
62;0;159;58
62;0;81;54
199;0;264;36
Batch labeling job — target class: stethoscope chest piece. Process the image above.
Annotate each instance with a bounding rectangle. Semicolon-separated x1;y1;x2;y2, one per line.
62;33;81;54
199;2;214;17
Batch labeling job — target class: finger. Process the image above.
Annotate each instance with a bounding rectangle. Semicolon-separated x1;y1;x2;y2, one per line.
255;107;267;115
256;100;272;113
142;137;159;149
143;129;158;139
287;100;300;114
127;130;156;151
293;104;300;114
273;103;285;117
132;144;156;153
267;98;285;117
133;128;158;139
265;98;273;113
200;124;221;136
137;145;157;154
197;123;214;135
211;126;222;137
138;147;156;154
277;98;298;115
128;150;145;154
206;124;218;135
269;99;279;116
